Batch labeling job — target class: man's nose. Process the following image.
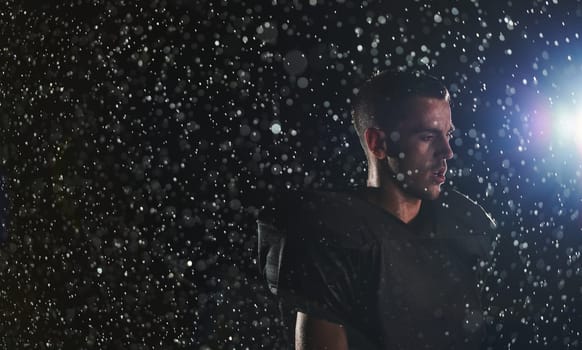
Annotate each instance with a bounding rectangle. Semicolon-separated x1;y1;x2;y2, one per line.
439;137;454;160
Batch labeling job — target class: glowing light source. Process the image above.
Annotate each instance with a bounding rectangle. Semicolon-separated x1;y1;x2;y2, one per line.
551;104;582;154
553;107;582;152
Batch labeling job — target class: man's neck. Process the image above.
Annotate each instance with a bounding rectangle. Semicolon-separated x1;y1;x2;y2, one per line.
364;181;422;224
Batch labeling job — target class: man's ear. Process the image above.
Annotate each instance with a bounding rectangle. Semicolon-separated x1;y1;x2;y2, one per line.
364;128;389;160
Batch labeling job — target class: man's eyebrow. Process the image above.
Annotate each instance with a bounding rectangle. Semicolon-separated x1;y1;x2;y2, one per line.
412;127;453;134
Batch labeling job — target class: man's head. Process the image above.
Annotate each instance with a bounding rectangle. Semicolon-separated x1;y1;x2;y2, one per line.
352;70;454;200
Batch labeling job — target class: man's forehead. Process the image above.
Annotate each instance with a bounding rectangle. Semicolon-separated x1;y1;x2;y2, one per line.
399;97;452;129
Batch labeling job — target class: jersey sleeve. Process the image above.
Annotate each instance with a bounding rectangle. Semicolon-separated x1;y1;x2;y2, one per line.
436;189;502;327
435;189;499;296
437;189;497;255
257;191;379;326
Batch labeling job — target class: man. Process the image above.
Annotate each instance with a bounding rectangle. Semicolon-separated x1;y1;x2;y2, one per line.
258;70;497;349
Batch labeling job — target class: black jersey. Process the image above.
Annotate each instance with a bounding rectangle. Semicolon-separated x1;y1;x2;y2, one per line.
258;188;496;350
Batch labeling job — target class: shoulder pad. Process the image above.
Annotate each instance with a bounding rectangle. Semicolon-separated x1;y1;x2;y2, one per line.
435;188;496;236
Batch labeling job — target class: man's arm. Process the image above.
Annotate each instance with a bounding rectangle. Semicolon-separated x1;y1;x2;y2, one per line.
295;311;348;350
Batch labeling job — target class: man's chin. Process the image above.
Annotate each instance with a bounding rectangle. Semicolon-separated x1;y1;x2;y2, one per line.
426;184;445;200
425;190;442;200
409;184;443;201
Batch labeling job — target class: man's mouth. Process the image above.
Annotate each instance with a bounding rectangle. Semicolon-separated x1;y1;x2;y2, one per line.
432;167;447;183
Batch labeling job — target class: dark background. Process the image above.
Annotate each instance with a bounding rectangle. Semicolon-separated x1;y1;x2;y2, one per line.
1;0;582;349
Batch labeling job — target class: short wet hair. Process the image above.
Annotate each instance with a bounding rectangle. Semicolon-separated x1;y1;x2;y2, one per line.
352;70;450;153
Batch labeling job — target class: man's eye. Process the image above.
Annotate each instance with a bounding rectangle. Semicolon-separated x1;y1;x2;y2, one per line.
421;135;434;141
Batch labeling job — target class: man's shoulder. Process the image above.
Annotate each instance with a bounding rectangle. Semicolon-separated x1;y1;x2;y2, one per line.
258;189;380;247
259;188;365;219
434;188;497;235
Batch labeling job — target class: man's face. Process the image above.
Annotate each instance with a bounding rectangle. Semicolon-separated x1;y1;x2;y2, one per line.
388;96;454;200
